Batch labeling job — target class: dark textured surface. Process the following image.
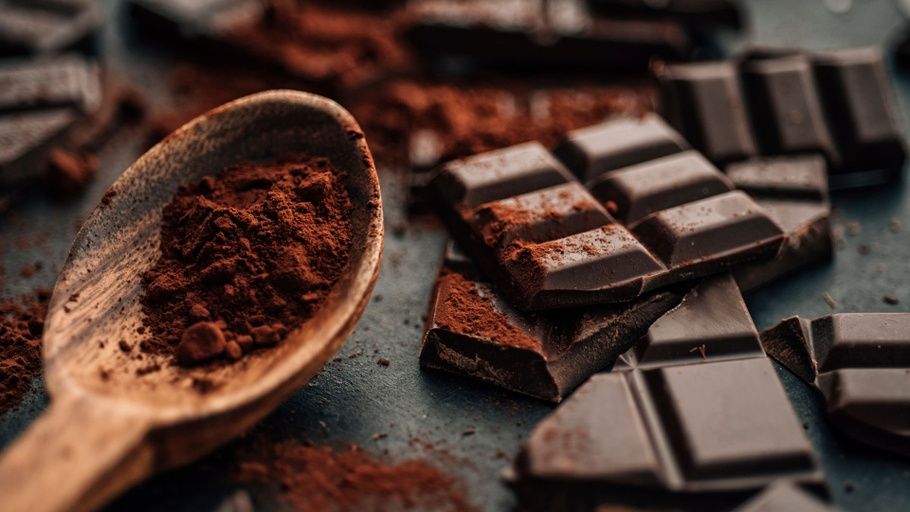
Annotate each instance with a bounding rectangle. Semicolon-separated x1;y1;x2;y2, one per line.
2;1;910;511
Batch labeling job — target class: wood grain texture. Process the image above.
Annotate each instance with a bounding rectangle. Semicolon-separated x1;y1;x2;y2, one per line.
0;90;384;512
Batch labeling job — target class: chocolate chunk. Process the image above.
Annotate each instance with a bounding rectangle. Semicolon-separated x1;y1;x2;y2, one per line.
430;138;784;310
588;150;732;223
514;358;822;500
811;47;907;173
554;113;689;183
657;61;758;164
176;321;226;366
404;0;691;71
0;0;101;55
587;0;743;29
619;274;763;368
419;246;685;401
740;56;838;164
761;313;910;455
730;156;833;292
734;483;834;512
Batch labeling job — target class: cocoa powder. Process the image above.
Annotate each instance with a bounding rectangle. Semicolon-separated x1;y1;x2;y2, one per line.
0;288;50;412
434;270;541;351
236;440;477;512
140;155;352;366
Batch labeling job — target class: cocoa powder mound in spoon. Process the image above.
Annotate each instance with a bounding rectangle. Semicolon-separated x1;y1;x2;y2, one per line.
140;155;352;366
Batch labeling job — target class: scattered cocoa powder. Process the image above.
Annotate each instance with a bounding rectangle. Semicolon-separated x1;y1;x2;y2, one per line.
349;79;653;167
235;440;477;512
140;155;352;366
0;288;50;412
434;270;541;351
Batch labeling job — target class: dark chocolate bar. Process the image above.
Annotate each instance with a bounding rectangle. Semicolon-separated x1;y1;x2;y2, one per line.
657;47;907;184
0;0;101;55
761;313;910;456
404;0;692;71
587;0;743;29
512;358;824;503
419;244;686;401
554;112;689;183
729;156;833;291
617;273;764;369
429;139;784;310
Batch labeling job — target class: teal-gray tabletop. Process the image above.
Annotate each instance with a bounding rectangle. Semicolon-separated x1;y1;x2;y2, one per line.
2;1;910;511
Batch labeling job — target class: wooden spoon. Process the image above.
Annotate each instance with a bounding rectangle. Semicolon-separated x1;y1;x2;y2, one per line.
0;90;384;512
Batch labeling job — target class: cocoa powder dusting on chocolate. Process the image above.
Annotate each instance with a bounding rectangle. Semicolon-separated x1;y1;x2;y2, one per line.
435;271;541;351
0;289;50;412
140;155;352;366
236;440;477;512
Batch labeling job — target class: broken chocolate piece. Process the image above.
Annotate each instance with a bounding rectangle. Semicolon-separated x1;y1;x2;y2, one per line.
429;139;784;310
761;313;910;455
619;273;763;369
554;113;689;182
513;358;823;506
419;247;685;401
730;156;833;292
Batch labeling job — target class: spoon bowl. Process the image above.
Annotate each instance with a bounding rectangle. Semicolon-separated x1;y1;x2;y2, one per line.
0;90;383;512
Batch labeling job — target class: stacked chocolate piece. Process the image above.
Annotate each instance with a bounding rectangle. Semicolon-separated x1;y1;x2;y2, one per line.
657;47;907;188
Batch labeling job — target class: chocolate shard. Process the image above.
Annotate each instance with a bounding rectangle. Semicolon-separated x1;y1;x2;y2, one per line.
588;150;732;224
0;0;101;55
811;47;906;174
514;358;822;503
404;0;692;71
419;244;686;402
657;60;758;164
431;137;785;310
620;273;763;369
733;483;834;512
740;56;838;165
553;113;689;183
760;313;910;455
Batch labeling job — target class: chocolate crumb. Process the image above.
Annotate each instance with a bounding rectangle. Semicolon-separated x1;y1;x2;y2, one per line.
883;295;900;305
377;357;391;367
118;340;131;353
176;321;226;366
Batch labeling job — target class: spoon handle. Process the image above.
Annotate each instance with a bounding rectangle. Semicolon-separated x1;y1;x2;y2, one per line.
0;394;153;512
